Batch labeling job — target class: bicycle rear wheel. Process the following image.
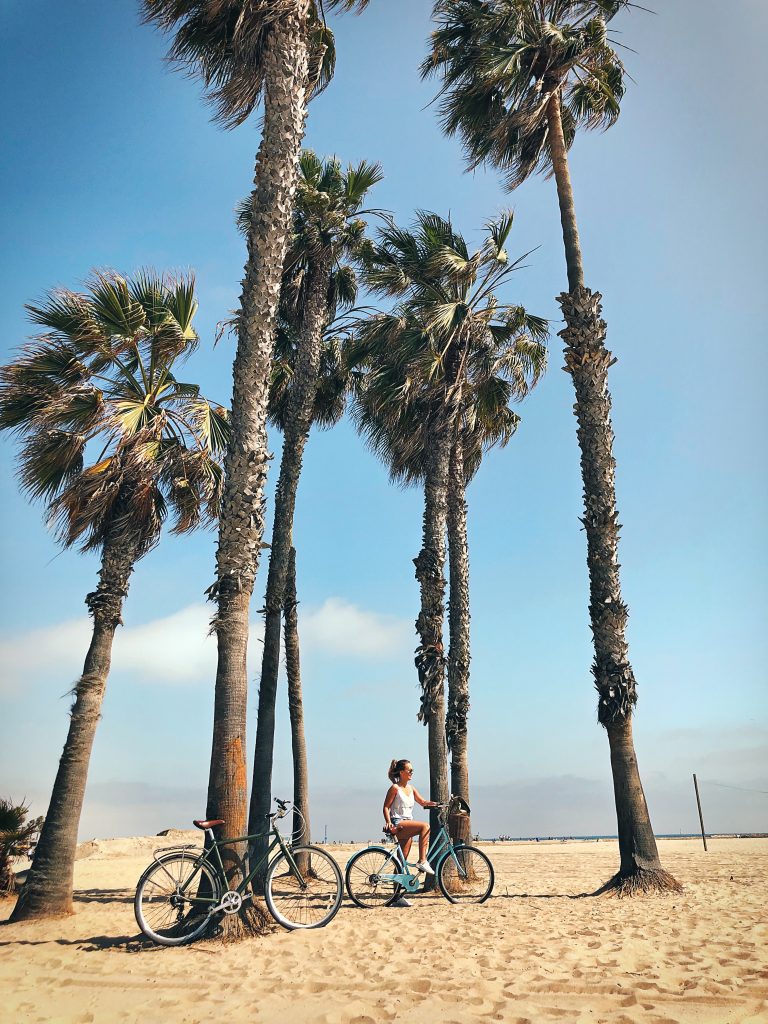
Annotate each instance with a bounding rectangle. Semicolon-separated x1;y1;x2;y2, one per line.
265;845;343;929
135;851;221;946
437;845;494;904
345;847;402;908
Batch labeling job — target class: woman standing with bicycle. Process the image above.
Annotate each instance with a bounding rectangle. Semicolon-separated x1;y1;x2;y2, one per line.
384;758;437;906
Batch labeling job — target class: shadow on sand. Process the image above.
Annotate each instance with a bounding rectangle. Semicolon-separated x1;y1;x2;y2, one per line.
0;928;158;952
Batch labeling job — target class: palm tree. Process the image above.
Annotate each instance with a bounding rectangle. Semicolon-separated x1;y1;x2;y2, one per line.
141;4;371;913
353;211;547;848
270;337;352;862
424;0;681;892
0;271;229;921
273;337;352;861
236;150;381;872
446;325;546;841
283;542;309;855
0;800;43;897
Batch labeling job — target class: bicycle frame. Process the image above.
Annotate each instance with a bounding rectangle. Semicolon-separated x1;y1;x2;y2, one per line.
152;820;305;913
374;822;470;892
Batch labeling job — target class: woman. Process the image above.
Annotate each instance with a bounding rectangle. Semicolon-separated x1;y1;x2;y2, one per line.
383;758;437;908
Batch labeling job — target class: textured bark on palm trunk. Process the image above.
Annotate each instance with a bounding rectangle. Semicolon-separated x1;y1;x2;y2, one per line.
248;254;331;881
415;431;452;885
207;4;309;934
284;545;312;871
446;434;471;845
11;536;136;921
547;91;680;893
0;855;15;896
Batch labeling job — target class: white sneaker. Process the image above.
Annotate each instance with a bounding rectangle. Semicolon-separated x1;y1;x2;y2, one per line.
392;896;412;907
416;860;434;875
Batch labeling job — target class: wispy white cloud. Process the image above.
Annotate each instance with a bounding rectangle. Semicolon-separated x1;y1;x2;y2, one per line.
114;603;218;683
300;597;412;658
0;617;93;695
0;598;412;694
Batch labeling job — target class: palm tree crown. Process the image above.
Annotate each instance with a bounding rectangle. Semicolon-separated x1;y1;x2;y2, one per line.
142;0;370;127
352;210;547;463
238;148;382;325
0;271;229;557
423;0;629;188
236;148;381;430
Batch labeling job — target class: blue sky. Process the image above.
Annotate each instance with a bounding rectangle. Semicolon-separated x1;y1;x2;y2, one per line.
1;0;766;842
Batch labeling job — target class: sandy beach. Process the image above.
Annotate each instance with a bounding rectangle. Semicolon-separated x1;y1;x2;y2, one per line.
1;836;766;1024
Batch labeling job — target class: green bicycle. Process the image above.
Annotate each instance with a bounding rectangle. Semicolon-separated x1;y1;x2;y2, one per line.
345;797;494;907
134;799;343;945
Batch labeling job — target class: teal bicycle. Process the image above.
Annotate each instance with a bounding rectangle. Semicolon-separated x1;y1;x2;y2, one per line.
345;797;494;907
134;799;343;945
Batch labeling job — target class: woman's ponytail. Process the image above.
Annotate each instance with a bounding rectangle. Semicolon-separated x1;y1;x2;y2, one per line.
388;758;409;783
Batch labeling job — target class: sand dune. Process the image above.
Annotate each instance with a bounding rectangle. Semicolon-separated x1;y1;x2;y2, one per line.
2;837;766;1023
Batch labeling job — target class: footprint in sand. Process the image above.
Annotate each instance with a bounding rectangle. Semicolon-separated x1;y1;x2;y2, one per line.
410;979;432;994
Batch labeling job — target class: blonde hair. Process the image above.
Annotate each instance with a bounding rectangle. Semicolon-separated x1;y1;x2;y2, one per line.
388;758;410;784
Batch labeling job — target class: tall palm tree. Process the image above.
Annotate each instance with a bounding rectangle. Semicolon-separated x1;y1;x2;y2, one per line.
446;325;546;841
0;272;229;920
269;338;352;861
141;2;371;917
237;150;380;872
282;543;308;852
354;295;546;842
247;152;381;861
353;211;547;847
424;0;681;892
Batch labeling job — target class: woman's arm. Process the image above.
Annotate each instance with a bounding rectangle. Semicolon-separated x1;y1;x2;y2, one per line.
413;788;437;809
383;785;399;832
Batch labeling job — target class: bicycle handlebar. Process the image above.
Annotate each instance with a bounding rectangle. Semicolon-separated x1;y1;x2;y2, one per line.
273;797;291;819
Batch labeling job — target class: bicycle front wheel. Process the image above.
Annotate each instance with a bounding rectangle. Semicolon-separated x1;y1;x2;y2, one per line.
345;847;402;908
265;845;343;930
135;851;221;946
437;845;494;904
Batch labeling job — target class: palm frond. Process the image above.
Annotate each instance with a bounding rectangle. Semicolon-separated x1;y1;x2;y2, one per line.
424;0;630;189
18;429;86;501
2;269;227;555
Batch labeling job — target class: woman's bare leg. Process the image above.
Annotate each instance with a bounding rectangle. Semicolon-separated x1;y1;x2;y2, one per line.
418;824;430;862
395;822;430;863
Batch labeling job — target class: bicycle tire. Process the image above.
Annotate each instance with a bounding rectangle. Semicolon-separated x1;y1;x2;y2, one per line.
265;845;343;930
437;845;494;904
345;846;403;908
135;850;221;946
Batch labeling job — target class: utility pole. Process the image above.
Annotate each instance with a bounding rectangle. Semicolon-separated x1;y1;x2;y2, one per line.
693;773;708;851
324;824;327;845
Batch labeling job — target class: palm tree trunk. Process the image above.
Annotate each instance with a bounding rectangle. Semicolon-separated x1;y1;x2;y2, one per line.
284;545;312;870
248;254;332;878
10;535;137;921
415;429;452;880
446;433;472;846
0;854;15;896
546;91;584;293
206;3;309;934
547;92;680;893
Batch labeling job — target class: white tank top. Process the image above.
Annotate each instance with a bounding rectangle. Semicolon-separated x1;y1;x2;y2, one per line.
390;785;415;822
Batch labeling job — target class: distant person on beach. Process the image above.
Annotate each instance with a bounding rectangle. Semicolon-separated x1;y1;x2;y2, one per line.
383;758;437;908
